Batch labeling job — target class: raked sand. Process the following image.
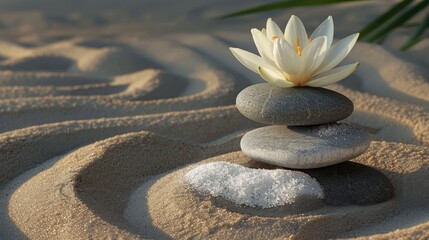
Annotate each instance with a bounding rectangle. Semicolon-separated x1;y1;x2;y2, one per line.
0;0;428;239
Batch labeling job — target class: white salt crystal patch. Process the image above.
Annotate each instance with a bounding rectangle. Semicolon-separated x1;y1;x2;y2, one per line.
184;162;324;208
316;123;353;137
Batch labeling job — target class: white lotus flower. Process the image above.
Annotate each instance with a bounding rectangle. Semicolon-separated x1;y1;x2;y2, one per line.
230;15;359;88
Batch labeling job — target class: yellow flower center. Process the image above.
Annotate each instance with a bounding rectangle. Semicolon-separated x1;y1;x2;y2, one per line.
284;72;312;87
295;36;302;56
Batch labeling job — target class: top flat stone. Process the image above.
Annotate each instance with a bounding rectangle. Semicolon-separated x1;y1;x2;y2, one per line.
236;83;354;126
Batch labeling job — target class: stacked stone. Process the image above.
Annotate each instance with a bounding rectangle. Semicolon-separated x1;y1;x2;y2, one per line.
237;83;371;169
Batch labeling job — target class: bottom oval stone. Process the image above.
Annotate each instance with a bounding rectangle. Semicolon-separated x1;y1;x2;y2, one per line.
240;123;371;169
302;161;394;206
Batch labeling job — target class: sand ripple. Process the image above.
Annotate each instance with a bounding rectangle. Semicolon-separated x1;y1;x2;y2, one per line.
0;30;428;239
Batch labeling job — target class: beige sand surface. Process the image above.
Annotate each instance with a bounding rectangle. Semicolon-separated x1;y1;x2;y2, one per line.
0;0;428;239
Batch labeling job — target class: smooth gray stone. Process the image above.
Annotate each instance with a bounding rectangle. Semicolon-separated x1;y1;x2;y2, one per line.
302;162;394;206
240;123;371;169
244;160;394;206
236;83;354;126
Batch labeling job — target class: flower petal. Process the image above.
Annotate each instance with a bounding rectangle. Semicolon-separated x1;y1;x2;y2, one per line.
273;38;302;74
229;47;267;73
305;62;359;87
302;36;327;73
266;18;283;40
257;66;295;88
251;28;275;64
284;15;308;49
314;33;359;75
310;16;334;48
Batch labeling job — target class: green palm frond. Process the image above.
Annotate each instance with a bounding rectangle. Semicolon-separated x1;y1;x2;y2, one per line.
365;0;429;43
220;0;372;19
401;11;429;50
358;0;414;39
221;0;429;51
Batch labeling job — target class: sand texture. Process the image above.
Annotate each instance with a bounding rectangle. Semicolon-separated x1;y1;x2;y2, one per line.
0;0;428;239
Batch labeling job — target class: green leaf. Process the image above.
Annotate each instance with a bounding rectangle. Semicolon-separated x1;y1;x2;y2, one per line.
401;22;420;28
400;38;423;50
359;0;414;39
367;0;429;43
401;11;429;50
220;0;373;19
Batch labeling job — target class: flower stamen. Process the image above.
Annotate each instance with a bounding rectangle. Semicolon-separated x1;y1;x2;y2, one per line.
272;36;279;41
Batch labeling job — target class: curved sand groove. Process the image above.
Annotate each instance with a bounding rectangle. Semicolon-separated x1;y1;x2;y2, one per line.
1;82;426;187
329;85;429;144
74;40;126;49
0;41;31;58
123;142;428;239
0;39;157;74
126;38;251;88
3;130;242;239
0;40;158;76
0;3;428;238
110;70;189;100
1;94;424;188
4;132;427;239
348;43;429;107
73;46;158;76
0;71;108;86
0;69;235;133
0;106;260;186
0;55;74;72
0;70;188;99
408;38;429;66
0;40;248;133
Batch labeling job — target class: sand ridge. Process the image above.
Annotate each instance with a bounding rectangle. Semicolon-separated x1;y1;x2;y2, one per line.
0;1;428;239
